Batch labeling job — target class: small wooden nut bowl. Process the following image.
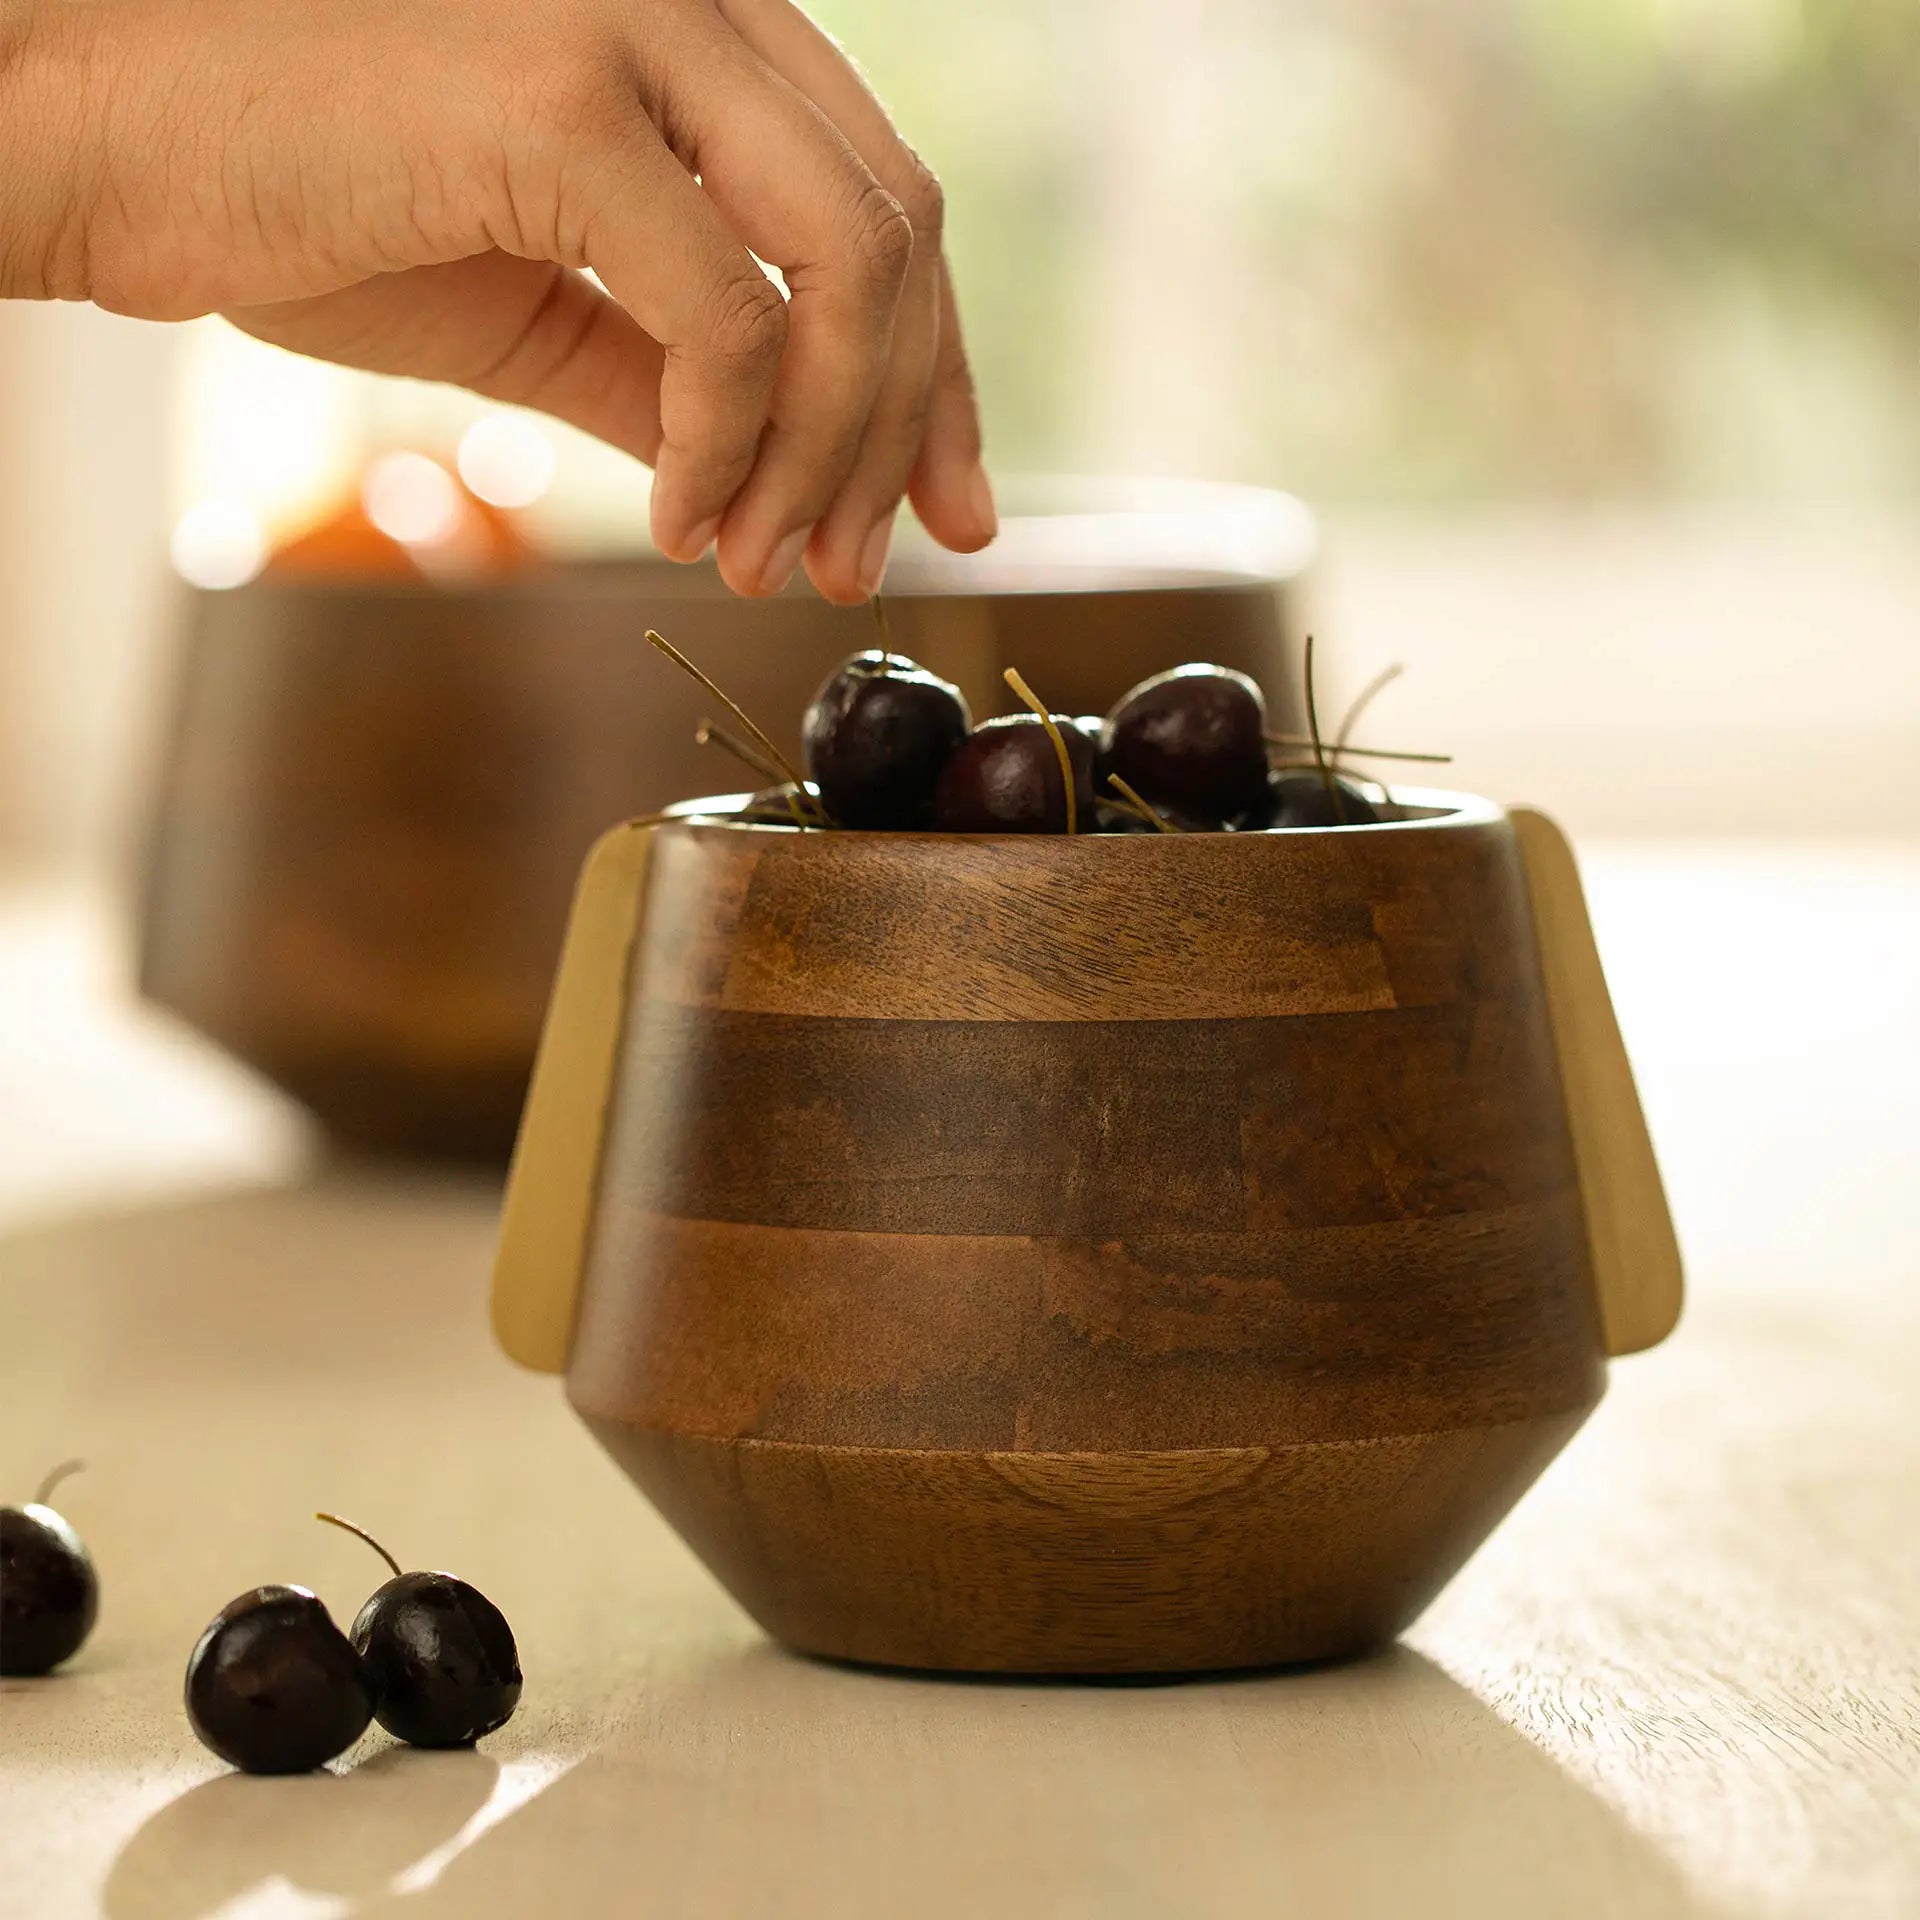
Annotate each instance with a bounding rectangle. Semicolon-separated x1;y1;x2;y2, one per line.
494;795;1681;1674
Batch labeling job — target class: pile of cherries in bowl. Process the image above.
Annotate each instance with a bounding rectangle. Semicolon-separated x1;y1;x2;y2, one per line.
657;633;1408;835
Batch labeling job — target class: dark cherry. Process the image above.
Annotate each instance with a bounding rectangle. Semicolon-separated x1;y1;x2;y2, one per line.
320;1515;521;1749
0;1462;98;1676
1260;770;1382;828
802;650;971;829
185;1586;373;1773
1101;665;1269;825
350;1575;521;1748
1158;807;1223;833
1108;796;1221;834
931;715;1097;833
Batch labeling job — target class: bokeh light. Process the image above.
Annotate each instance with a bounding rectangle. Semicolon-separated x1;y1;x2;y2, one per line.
168;499;267;589
361;452;464;548
457;414;558;510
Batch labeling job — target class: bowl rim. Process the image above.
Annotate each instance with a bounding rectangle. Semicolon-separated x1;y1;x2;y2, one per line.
648;784;1504;840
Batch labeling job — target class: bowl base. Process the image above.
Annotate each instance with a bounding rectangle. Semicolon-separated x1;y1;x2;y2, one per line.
586;1411;1589;1675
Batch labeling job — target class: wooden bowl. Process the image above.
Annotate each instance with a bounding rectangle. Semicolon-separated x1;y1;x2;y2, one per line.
493;797;1682;1674
139;495;1309;1161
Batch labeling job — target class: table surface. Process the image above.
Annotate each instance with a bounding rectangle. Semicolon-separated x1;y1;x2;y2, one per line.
4;843;1919;1920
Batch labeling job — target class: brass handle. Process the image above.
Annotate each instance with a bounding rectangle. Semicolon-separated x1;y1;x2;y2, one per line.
491;822;656;1373
1511;808;1683;1357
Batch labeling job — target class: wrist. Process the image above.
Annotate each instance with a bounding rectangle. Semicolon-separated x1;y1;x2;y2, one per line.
0;1;104;299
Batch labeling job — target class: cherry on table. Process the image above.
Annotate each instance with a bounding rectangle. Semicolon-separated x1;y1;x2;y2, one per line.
185;1585;373;1773
0;1460;99;1677
318;1514;521;1749
931;715;1097;833
1101;665;1269;826
802;650;971;829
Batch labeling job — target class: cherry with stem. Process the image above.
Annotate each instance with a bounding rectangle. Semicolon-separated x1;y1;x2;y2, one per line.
1002;667;1079;836
645;629;829;823
314;1511;522;1750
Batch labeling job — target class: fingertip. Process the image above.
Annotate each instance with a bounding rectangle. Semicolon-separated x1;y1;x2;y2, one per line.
654;514;720;565
965;462;999;542
909;456;998;556
714;518;811;598
807;574;875;609
941;525;998;557
856;516;894;598
715;544;771;598
799;540;872;607
648;477;701;563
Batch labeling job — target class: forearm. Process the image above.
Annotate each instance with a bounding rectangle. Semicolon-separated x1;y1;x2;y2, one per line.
0;0;101;299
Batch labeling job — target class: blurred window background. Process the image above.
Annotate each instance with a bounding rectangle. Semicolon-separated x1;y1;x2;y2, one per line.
2;0;1916;876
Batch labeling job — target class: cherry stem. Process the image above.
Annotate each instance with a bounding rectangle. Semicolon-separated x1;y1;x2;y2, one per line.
32;1459;85;1507
1106;773;1181;832
1264;735;1449;765
315;1511;403;1580
695;717;788;788
1002;666;1078;836
1330;660;1412;814
870;593;895;662
1302;634;1341;815
644;629;824;820
1333;663;1405;759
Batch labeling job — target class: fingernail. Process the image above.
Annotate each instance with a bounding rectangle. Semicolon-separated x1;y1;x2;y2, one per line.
683;517;720;560
857;518;894;598
966;462;998;539
759;526;810;595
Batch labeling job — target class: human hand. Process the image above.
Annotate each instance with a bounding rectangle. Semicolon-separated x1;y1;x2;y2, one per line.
0;0;993;600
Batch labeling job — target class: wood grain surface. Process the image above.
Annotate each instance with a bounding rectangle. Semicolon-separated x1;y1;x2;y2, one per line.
596;1415;1587;1672
629;797;1517;1022
544;804;1623;1671
568;1208;1600;1449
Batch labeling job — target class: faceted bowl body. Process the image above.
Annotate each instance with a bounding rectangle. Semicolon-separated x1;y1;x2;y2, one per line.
564;800;1608;1672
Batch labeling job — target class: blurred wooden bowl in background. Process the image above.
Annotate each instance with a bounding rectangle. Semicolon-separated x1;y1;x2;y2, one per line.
138;483;1315;1161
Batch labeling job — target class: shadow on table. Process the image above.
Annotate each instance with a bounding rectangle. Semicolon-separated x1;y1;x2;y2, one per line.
102;1747;498;1920
53;1178;1721;1918
103;1643;1724;1920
